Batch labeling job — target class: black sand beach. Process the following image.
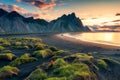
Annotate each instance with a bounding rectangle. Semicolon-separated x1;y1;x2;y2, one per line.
0;33;120;80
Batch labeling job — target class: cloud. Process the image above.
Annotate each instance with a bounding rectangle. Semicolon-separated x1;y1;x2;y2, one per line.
0;3;43;18
112;20;120;22
0;3;26;14
116;13;120;16
16;0;21;2
91;17;97;19
18;0;57;10
101;19;120;26
101;22;108;24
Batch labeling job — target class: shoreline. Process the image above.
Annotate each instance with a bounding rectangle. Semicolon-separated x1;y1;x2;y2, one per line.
0;33;120;52
55;34;120;50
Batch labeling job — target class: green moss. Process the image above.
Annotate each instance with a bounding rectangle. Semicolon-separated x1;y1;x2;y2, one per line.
0;66;19;78
35;43;45;50
15;42;22;46
0;38;4;43
0;37;44;50
25;68;47;80
53;58;68;68
64;53;94;62
49;46;58;51
12;46;29;50
0;46;4;50
33;49;52;58
97;59;108;69
1;50;12;53
0;53;16;61
52;63;94;80
10;53;38;66
46;77;67;80
2;42;11;47
53;50;66;56
50;56;62;61
0;38;99;80
24;46;29;49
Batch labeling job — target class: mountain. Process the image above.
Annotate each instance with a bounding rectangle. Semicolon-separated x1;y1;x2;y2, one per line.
49;13;87;32
0;9;8;17
0;9;90;33
0;10;48;33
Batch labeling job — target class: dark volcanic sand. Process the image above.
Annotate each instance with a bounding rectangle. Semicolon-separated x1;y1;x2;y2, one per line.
0;33;120;80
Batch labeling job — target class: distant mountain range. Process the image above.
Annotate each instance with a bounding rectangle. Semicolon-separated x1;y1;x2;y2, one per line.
0;9;90;33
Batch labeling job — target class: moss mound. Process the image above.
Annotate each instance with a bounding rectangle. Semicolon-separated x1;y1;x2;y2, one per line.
64;53;94;62
52;63;95;80
0;66;19;78
10;53;38;66
53;50;66;56
49;46;58;52
1;50;12;53
34;43;45;50
97;59;108;69
25;68;48;80
53;58;68;68
46;77;67;80
0;53;16;61
33;49;52;58
0;46;4;50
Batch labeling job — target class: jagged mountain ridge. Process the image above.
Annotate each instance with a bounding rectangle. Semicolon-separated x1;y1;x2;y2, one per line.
0;9;90;33
49;13;85;32
0;9;8;17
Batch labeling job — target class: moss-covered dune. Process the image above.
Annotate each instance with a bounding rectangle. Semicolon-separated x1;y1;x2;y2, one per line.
26;53;120;80
10;53;38;66
0;53;16;61
0;37;44;50
0;37;120;80
26;57;98;80
0;66;19;78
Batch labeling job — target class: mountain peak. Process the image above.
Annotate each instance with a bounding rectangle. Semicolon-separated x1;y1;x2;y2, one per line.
0;8;8;17
6;11;24;19
0;8;6;12
9;11;21;16
68;12;76;18
70;12;76;16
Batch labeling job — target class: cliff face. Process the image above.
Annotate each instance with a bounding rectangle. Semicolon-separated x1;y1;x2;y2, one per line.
0;9;90;33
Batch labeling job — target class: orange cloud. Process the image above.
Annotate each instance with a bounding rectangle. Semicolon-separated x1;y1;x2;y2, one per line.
0;3;43;18
0;3;26;14
37;3;56;9
16;0;21;2
19;0;56;10
116;13;120;16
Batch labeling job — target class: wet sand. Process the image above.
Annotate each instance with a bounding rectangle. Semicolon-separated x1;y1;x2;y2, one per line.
55;34;120;50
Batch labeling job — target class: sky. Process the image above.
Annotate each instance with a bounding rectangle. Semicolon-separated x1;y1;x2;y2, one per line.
0;0;120;26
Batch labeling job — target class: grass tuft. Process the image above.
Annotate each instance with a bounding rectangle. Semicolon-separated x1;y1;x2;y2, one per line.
97;59;108;69
0;46;4;50
25;68;47;80
0;66;19;78
33;49;52;58
10;53;38;66
49;46;58;52
0;53;16;61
